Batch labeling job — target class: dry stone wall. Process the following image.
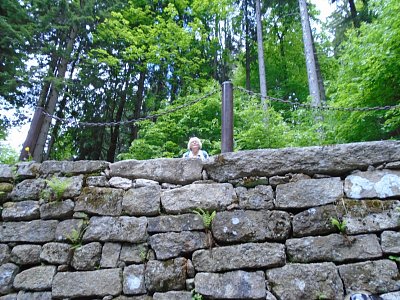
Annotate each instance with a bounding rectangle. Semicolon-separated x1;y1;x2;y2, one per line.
1;140;400;299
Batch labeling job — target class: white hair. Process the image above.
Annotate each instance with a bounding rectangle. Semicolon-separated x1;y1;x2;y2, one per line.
187;137;202;150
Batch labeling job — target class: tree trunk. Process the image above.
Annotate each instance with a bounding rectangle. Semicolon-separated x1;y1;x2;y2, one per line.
348;0;360;28
255;0;267;108
298;0;321;107
131;70;146;141
244;0;251;90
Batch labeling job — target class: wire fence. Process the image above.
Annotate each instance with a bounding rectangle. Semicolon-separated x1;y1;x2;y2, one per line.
37;84;399;128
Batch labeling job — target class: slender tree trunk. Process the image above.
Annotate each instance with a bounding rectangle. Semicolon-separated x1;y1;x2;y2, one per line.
244;0;251;90
298;0;321;107
255;0;267;108
348;0;360;28
131;70;146;141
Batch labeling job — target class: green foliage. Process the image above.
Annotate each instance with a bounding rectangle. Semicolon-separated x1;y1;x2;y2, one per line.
389;256;400;263
0;142;18;165
66;226;87;250
331;217;347;233
191;289;203;300
193;208;216;230
41;176;71;202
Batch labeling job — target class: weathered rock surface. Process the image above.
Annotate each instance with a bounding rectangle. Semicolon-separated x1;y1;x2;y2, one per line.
1;201;40;221
39;199;75;220
100;242;121;268
13;265;56;291
0;263;19;295
212;210;291;243
147;214;204;233
338;260;400;294
83;216;147;243
39;160;109;175
235;185;274;210
9;179;45;201
345;170;400;199
275;177;343;209
286;234;382;263
122;185;161;216
52;269;122;298
150;231;209;260
161;183;234;213
110;158;203;184
381;231;400;254
194;270;266;299
266;262;344;300
123;264;146;295
153;291;192;300
0;220;58;243
40;242;71;265
71;242;102;270
192;242;285;272
10;245;41;265
145;258;187;292
75;187;123;216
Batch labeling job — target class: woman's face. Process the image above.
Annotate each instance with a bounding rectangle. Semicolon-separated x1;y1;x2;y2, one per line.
190;140;200;151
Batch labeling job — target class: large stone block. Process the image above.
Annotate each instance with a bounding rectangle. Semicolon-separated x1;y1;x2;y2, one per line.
204;141;400;182
275;177;343;209
83;216;147;243
194;270;265;299
13;265;56;291
161;183;234;214
0;263;19;295
212;210;291;243
1;201;40;221
52;269;122;298
145;258;187;292
75;187;123;216
149;231;209;260
338;260;400;294
122;185;161;216
9;179;46;201
39;160;109;175
266;262;344;300
192;242;285;272
123;264;146;295
0;220;58;243
345;170;400;199
110;158;203;184
286;233;382;263
147;214;204;233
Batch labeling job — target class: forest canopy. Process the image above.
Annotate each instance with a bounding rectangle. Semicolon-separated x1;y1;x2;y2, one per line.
0;0;399;163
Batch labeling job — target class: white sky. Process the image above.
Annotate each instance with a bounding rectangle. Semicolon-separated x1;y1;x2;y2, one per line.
3;1;335;154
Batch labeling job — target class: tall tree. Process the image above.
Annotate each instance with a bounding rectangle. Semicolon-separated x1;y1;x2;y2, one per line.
255;0;267;107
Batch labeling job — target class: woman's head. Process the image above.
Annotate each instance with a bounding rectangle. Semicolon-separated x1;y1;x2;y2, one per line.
187;137;202;150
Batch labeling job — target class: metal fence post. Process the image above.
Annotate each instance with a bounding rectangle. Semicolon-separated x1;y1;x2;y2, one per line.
221;81;233;153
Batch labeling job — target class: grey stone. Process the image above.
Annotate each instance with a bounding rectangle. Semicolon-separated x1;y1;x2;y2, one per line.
0;220;57;243
113;296;152;300
149;231;209;260
109;158;203;185
122;186;161;216
55;219;85;242
71;242;102;270
338;260;400;294
0;263;19;295
123;264;146;295
86;175;110;187
292;204;341;237
0;294;16;300
161;183;234;213
204;141;400;182
109;177;133;190
344;200;400;234
119;243;148;264
381;231;400;254
145;258;187;292
0;165;14;182
83;216;147;243
386;161;400;169
13;265;56;291
153;291;192;300
194;270;265;299
40;242;72;264
16;291;52;300
147;214;204;233
75;187;123;216
41;175;83;201
380;291;400;300
135;178;159;187
0;245;10;265
192;242;285;272
275;177;343;209
40;199;74;220
345;170;400;199
235;185;274;210
212;210;291;243
2;201;40;221
14;162;40;180
286;233;382;263
266;262;344;300
100;242;121;268
229;176;269;188
52;268;122;298
10;179;46;201
10;245;41;265
39;160;109;175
